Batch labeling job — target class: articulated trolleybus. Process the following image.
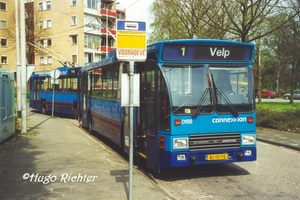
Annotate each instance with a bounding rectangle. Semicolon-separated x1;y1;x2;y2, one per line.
78;39;256;173
29;66;81;117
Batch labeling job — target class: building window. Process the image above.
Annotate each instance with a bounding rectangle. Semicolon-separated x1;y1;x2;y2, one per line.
39;2;43;10
40;38;52;47
47;56;52;64
87;0;100;10
39;1;51;11
1;38;7;47
39;21;43;28
85;15;101;30
47;20;52;28
117;13;121;19
39;20;51;29
71;35;77;44
1;56;7;64
84;34;101;49
40;56;52;65
0;2;6;11
47;39;52;46
71;0;76;6
71;16;77;25
94;54;101;62
40;57;44;64
41;38;52;47
72;55;77;65
0;20;7;29
46;1;51;10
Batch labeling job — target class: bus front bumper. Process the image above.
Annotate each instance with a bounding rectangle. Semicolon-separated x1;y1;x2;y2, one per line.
159;147;257;168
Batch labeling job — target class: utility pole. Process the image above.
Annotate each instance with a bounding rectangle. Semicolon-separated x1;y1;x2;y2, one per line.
20;0;27;133
15;0;21;115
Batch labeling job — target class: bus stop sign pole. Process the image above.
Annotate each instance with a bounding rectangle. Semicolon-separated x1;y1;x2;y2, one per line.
129;60;134;200
50;69;60;117
116;21;146;200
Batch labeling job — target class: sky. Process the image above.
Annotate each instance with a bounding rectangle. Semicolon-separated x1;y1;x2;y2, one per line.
117;0;154;32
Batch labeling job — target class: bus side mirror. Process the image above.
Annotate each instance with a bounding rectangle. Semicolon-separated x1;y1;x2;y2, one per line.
141;81;151;98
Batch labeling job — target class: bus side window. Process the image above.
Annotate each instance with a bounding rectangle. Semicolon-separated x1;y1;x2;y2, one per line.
113;64;119;98
141;81;151;98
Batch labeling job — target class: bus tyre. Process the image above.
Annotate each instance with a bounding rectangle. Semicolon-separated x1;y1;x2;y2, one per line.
72;110;78;119
88;118;93;133
41;102;46;114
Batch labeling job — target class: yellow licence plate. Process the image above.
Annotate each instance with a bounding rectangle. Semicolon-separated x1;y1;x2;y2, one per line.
206;153;228;160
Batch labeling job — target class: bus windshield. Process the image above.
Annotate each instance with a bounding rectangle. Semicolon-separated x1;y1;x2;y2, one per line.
162;65;254;115
210;65;254;114
162;65;213;114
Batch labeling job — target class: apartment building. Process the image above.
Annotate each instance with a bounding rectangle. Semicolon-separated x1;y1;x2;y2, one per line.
0;0;16;71
0;0;125;72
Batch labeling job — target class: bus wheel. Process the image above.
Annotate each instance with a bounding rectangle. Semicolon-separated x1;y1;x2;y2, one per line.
88;117;93;133
41;102;46;114
72;110;78;119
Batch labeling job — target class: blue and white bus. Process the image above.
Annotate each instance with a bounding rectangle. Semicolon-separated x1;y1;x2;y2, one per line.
78;39;256;173
29;66;81;118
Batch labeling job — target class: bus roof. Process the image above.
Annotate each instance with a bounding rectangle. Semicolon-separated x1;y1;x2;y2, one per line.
82;51;118;72
30;66;81;78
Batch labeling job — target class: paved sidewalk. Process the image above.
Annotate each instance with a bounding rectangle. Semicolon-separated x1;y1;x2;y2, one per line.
0;112;172;200
257;127;300;151
1;111;299;200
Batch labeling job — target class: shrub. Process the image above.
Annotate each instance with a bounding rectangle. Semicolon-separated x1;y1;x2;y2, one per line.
257;108;300;133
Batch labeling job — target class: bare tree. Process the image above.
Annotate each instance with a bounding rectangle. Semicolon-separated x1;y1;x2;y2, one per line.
4;4;51;64
149;0;228;43
257;1;300;103
278;17;300;103
209;0;300;103
150;0;299;42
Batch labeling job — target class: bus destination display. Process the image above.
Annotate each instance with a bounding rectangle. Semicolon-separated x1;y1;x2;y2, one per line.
162;44;253;61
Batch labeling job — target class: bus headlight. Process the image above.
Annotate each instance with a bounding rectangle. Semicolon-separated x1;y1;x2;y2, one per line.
242;135;256;145
173;138;189;149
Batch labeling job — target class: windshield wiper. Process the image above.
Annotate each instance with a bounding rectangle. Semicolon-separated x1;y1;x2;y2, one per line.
209;73;238;117
216;87;239;117
192;88;210;118
173;102;186;114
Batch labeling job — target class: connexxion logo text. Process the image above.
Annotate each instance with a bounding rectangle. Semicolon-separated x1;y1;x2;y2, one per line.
212;117;247;123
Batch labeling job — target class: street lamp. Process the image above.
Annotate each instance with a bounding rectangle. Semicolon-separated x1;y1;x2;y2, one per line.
106;2;120;56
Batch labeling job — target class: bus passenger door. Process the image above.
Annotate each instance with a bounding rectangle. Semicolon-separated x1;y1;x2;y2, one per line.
138;60;160;172
78;72;89;128
77;75;83;121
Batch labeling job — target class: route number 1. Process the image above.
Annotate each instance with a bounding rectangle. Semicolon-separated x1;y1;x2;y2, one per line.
180;46;187;56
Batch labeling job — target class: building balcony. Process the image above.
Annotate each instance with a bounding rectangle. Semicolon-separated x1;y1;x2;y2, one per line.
100;9;117;18
100;28;116;35
99;46;115;53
